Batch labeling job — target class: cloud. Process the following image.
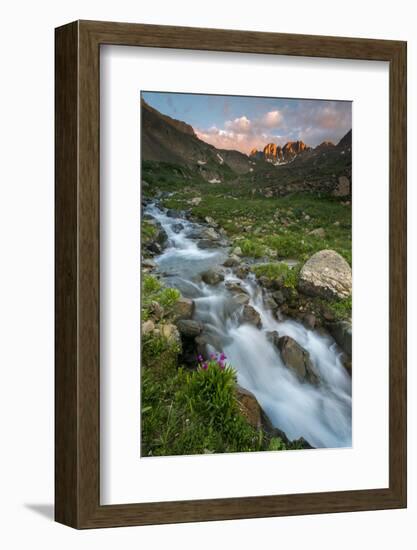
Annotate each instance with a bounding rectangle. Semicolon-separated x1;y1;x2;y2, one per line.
196;101;351;154
224;116;251;133
259;110;283;128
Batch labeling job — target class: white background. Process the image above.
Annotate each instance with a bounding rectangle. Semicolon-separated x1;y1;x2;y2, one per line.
0;0;416;548
101;47;389;504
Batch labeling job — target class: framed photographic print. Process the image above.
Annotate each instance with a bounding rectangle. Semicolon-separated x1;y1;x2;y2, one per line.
55;20;407;528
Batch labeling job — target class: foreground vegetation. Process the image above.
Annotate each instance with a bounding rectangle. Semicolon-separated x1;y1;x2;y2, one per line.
141;275;294;456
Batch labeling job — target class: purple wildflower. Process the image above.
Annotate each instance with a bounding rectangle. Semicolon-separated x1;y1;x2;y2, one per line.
197;354;203;363
202;362;208;370
219;352;227;361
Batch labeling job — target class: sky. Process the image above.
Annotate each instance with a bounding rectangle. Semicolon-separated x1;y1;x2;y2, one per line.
142;91;352;155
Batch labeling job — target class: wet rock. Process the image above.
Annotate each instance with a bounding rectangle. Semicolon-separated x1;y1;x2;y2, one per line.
236;385;262;430
232;246;243;256
327;320;352;357
175;319;202;337
173;297;195;320
263;294;279;311
223;254;241;267
201;268;225;285
166;209;182;218
272;290;286;305
303;312;317;329
225;280;248;294
141;320;155;335
197;239;221;249
146;242;162;255
171;223;184;233
200;227;221;241
240;305;262;328
278;335;319;385
234;265;249;279
293;437;314;449
231;293;250;306
266;330;280;348
298;249;352;300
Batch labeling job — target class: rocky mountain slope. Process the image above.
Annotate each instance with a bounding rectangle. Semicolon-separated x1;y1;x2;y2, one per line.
142;99;251;181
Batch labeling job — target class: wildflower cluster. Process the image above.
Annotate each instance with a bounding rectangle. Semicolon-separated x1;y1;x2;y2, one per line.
197;352;227;371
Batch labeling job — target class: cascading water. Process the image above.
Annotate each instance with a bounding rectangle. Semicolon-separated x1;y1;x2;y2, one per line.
144;202;352;449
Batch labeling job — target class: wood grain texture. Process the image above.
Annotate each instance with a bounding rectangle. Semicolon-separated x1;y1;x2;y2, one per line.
55;20;407;529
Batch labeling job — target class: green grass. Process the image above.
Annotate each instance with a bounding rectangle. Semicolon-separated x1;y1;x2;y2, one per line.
156;175;351;265
142;274;181;320
141;352;281;456
252;263;300;288
141;219;157;243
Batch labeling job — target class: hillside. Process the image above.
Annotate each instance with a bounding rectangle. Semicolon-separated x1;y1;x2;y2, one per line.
141;99;252;181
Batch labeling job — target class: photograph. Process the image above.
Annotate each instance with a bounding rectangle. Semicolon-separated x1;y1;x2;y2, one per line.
140;91;353;457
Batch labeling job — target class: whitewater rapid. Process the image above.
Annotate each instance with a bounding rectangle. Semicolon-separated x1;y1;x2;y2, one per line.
145;202;352;449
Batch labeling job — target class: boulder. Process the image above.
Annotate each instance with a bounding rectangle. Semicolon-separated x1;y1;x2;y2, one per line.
166;209;182;218
173;297;195;320
175;319;202;337
241;305;262;328
141;320;155;335
298;249;352;300
234;265;249;279
303;312;317;329
200;227;221;241
171;223;184;233
263;294;279;311
266;330;280;348
232;246;243;256
272;290;286;305
225;280;248;294
160;323;181;347
201;268;225;285
236;385;262;430
189;197;202;206
223;254;241;267
327;320;352;357
231;292;250;306
278;335;319;385
332;175;350;197
197;239;221;249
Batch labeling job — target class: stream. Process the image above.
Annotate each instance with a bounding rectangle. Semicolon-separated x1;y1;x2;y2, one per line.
145;201;352;449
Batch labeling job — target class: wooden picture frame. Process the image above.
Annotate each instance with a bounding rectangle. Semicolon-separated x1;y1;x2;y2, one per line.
55;20;407;529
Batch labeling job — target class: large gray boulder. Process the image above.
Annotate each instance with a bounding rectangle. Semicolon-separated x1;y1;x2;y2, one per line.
278;335;319;385
298;249;352;300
